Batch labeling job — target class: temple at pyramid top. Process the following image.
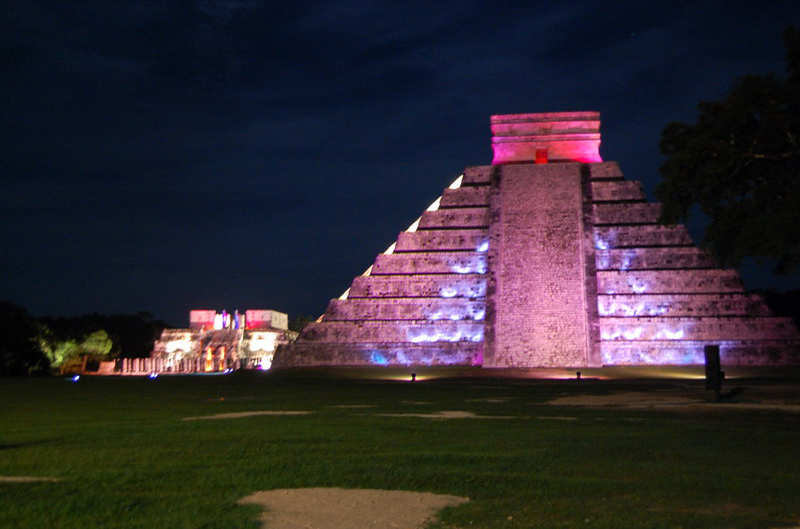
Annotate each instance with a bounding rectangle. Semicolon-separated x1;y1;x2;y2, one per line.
491;111;602;164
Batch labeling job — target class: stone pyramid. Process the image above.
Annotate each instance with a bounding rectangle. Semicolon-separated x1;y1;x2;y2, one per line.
274;112;800;368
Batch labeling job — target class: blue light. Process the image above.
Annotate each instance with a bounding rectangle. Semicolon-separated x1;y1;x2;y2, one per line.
477;240;489;252
370;351;389;365
71;375;80;382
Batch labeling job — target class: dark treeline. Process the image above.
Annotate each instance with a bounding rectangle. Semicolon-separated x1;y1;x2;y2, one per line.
0;300;167;376
40;312;167;359
759;290;800;328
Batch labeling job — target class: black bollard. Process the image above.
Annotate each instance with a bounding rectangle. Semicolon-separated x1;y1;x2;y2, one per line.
704;345;725;400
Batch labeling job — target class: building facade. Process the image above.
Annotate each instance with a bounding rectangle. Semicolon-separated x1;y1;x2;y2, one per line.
147;309;297;373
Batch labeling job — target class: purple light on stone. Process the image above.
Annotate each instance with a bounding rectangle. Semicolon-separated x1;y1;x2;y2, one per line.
662;329;685;340
622;327;644;340
630;282;647;294
470;281;487;297
407;327;483;343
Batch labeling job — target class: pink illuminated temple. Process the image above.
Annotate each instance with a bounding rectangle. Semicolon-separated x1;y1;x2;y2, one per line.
490;111;602;164
274;112;800;368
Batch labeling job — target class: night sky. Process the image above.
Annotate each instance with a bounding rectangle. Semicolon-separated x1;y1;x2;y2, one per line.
3;1;800;326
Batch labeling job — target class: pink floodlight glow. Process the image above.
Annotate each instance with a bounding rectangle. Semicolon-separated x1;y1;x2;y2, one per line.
491;112;602;164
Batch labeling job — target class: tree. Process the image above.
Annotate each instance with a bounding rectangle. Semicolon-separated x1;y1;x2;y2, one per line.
102;312;167;358
0;301;50;376
40;328;113;375
656;27;800;275
289;314;316;333
39;312;166;360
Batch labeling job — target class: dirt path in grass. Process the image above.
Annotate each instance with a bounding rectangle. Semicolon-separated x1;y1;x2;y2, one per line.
376;410;517;419
182;411;311;420
239;488;468;528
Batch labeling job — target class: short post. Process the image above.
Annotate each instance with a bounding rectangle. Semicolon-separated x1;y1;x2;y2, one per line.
704;345;724;400
411;372;416;382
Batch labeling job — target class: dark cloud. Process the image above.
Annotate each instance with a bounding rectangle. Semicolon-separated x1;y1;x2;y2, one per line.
2;0;800;324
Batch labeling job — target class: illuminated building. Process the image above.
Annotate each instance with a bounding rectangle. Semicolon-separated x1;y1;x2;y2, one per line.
275;112;800;367
147;309;297;372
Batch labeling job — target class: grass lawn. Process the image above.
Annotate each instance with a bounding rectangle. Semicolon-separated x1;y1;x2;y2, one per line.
1;367;799;528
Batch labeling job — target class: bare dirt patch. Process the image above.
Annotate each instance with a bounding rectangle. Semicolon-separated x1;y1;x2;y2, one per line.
0;476;60;483
238;488;468;529
182;411;311;421
376;410;517;419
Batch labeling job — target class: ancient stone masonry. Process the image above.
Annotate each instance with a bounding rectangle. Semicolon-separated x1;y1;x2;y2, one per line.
275;112;800;368
146;309;297;373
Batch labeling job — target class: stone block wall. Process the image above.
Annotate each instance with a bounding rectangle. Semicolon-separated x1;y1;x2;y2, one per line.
588;162;800;365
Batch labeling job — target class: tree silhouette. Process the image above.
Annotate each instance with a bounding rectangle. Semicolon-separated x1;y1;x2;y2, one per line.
0;301;50;376
656;27;800;275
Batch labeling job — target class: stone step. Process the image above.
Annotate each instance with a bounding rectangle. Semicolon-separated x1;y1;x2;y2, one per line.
324;298;486;321
462;166;493;185
594;203;662;225
440;186;491;207
599;317;800;342
349;274;487;298
274;342;480;367
588;161;623;179
594;225;693;248
418;207;490;229
600;339;800;366
595;247;716;270
597;293;774;317
395;230;489;252
591;180;646;201
597;269;744;295
373;252;487;275
299;320;485;344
